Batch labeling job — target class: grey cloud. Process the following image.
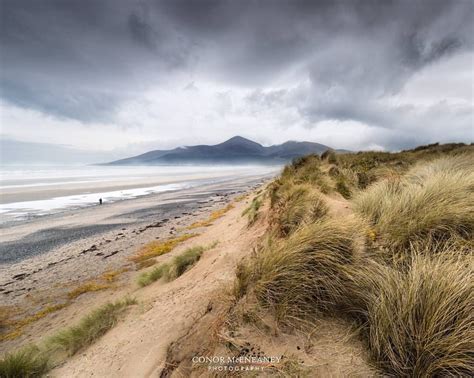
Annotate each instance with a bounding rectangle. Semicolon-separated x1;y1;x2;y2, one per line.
0;0;472;150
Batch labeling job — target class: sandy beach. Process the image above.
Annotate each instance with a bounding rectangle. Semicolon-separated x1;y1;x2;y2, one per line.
0;171;275;352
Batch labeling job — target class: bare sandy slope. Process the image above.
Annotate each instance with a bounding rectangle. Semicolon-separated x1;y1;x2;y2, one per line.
52;191;375;377
52;194;267;377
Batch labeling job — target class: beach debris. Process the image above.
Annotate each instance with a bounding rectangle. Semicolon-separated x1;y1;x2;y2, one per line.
80;245;98;255
102;250;120;259
12;273;28;281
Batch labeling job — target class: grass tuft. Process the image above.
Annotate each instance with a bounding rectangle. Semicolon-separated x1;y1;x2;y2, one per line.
335;178;351;199
130;233;198;264
364;253;474;376
354;155;474;254
238;218;361;322
138;243;217;287
242;196;263;226
0;345;49;378
47;297;137;356
272;183;328;237
0;298;136;377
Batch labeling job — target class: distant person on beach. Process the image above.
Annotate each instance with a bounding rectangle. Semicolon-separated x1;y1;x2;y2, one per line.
99;198;103;205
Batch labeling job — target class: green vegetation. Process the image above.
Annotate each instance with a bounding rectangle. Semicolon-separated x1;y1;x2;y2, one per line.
0;298;136;377
47;297;136;356
242;196;263;226
129;233;198;266
0;346;49;378
233;143;474;376
138;243;218;287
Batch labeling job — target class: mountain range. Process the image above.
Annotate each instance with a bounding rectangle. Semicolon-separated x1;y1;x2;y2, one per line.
106;136;339;165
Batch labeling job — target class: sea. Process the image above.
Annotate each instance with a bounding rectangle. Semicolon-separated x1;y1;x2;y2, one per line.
0;164;280;223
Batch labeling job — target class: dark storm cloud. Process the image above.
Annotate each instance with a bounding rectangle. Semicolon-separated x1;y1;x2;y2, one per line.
0;0;472;148
0;0;191;121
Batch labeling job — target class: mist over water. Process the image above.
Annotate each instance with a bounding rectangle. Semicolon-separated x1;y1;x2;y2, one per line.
0;164;280;222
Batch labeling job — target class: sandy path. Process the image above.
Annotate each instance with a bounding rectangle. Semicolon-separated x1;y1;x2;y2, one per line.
51;195;264;377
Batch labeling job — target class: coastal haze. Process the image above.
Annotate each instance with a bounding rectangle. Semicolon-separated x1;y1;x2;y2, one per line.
0;135;334;223
0;162;279;223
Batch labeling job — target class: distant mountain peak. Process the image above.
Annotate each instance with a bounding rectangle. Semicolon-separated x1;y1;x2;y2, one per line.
105;136;340;165
219;136;262;146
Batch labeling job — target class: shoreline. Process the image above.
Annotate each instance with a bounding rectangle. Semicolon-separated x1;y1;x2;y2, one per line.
0;173;273;314
0;165;280;205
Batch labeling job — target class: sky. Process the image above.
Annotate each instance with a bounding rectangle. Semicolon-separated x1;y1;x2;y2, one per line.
0;0;473;162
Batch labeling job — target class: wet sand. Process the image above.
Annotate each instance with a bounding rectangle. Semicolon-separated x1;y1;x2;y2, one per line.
0;173;274;308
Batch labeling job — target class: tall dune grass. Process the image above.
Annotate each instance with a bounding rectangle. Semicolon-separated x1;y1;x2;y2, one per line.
235;147;474;376
239;218;362;322
354;155;474;254
365;252;474;376
271;183;328;237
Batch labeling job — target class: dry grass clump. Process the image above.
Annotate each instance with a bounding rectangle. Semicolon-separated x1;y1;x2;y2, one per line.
239;218;362;323
335;177;352;199
0;304;69;342
233;147;474;376
271;183;328;237
279;154;331;192
187;203;234;229
130;233;197;264
336;143;473;189
354;155;474;253
321;149;337;164
365;253;474;376
67;281;111;300
101;267;129;282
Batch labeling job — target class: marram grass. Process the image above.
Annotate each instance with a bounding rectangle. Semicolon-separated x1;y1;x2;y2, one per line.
353;155;474;254
0;297;136;377
138;243;218;287
236;146;474;376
